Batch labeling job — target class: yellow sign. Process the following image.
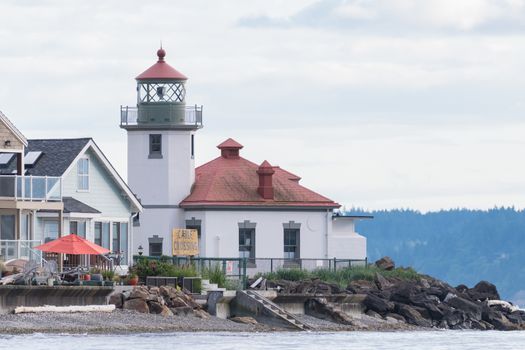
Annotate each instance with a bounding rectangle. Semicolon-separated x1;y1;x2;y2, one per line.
172;229;199;256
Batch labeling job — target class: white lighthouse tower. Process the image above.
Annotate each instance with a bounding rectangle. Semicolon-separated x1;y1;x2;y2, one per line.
120;47;203;256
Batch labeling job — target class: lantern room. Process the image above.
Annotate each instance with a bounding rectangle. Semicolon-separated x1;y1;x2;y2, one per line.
120;48;203;130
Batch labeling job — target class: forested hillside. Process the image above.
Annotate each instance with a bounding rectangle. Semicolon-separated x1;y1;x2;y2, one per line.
353;208;525;304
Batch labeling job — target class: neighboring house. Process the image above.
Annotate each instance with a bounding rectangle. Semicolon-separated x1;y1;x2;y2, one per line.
0;111;142;268
121;48;369;265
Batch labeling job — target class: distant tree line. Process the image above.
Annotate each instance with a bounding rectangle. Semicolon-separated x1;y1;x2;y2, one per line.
350;207;525;302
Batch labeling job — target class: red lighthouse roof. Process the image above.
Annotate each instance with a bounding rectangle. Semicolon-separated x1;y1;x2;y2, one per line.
136;48;188;81
180;138;340;209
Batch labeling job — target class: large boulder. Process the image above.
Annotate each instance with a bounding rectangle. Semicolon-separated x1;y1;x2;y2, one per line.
148;301;173;316
346;279;378;294
362;293;395;315
294;279;341;294
266;279;298;294
385;312;406;323
159;285;178;299
374;273;394;290
375;256;395;271
410;295;444;320
109;293;123;308
481;303;520;330
447;296;482;321
395;303;432;327
123;298;150;313
468;281;500;301
129;287;150;300
427;279;456;301
389;281;420;304
442;309;467;329
169;296;189;308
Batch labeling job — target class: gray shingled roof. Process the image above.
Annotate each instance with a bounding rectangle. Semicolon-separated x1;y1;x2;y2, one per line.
63;196;101;214
0;138;90;176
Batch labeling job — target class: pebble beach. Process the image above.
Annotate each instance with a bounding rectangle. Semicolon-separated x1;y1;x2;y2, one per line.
0;309;416;335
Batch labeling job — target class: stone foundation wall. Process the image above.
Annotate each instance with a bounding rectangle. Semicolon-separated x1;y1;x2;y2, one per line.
0;286;114;313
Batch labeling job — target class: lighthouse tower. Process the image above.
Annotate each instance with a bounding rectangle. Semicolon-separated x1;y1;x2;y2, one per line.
120;48;203;256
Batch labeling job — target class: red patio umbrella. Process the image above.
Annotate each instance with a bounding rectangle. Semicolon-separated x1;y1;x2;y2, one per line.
35;234;110;255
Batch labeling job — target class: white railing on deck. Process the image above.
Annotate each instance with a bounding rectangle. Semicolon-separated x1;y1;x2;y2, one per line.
0;175;62;201
0;240;43;263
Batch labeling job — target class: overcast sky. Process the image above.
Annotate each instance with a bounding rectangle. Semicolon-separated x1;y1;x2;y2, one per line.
1;0;524;212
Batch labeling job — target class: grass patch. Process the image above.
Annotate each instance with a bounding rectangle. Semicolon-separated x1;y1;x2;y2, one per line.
259;266;420;287
201;263;227;288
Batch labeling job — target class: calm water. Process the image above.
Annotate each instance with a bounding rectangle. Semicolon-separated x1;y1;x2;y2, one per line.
1;331;524;350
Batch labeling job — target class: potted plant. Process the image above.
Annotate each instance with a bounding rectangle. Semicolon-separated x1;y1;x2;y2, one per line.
113;275;122;286
128;273;139;286
102;270;115;281
90;267;103;282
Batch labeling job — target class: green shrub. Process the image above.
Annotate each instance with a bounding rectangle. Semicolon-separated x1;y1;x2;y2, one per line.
201;264;227;288
274;268;311;281
131;257;197;279
261;265;420;287
102;270;115;281
224;278;243;291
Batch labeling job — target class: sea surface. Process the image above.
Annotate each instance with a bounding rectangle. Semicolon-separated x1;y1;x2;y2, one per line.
1;331;524;350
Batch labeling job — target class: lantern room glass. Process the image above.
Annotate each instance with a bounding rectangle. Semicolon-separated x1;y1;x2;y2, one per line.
138;82;186;103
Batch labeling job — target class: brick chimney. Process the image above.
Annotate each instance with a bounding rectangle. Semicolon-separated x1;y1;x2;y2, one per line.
217;138;243;159
257;160;275;200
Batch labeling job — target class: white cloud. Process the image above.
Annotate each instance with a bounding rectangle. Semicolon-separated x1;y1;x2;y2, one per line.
333;1;377;20
240;0;525;33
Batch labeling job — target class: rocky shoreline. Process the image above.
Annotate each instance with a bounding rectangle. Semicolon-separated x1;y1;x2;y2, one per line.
266;257;525;331
1;257;523;334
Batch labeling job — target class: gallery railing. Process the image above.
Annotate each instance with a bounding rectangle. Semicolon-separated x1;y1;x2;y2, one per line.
120;105;203;126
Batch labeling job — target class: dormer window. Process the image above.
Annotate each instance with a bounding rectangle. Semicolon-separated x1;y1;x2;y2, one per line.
77;158;89;191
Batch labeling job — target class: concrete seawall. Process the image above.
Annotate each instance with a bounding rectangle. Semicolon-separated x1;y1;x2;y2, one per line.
0;286;114;314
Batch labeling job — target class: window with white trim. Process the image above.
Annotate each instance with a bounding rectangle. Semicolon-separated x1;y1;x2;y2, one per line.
77;158;89;191
70;220;87;238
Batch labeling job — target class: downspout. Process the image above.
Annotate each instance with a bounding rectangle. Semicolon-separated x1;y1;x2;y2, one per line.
130;211;139;266
325;209;330;258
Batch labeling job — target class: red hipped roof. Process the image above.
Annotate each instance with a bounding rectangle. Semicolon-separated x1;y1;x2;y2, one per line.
180;139;339;209
136;48;188;81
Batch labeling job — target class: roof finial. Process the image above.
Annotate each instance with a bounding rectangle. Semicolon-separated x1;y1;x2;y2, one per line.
157;42;166;62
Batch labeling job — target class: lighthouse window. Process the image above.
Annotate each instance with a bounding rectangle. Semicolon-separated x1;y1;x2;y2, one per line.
191;135;195;158
149;134;162;158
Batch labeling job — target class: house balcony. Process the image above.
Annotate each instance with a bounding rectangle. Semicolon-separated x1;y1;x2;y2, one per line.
0;239;43;262
120;105;203;130
0;175;63;210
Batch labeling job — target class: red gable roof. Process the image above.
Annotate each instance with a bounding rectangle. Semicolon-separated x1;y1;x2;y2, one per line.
180;139;339;209
136;48;188;81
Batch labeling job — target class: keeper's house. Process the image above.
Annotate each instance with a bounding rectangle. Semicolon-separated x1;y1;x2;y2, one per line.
121;48;369;266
